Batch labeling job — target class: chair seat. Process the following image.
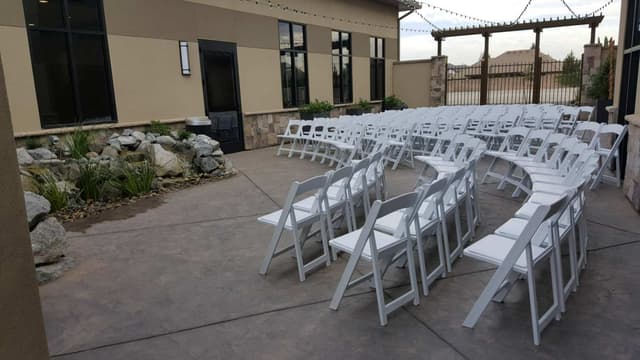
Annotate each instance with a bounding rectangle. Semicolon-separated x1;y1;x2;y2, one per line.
463;234;552;274
532;182;576;195
294;195;343;212
329;229;404;261
415;155;443;163
526;167;563;176
258;208;319;230
387;140;405;147
494;218;529;239
529;173;566;184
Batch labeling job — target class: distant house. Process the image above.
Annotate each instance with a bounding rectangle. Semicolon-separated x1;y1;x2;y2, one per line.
458;49;560;78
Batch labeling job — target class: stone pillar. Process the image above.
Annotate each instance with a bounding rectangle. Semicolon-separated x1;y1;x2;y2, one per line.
581;44;604;106
624;114;640;211
430;55;447;107
0;54;50;358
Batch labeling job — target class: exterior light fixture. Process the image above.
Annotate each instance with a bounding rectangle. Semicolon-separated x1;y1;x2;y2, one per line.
179;41;191;76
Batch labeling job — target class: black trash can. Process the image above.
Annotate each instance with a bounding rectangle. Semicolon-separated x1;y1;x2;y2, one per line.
185;117;213;137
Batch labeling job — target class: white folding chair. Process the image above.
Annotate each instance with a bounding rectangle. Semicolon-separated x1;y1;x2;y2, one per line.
329;192;422;326
463;196;568;345
258;175;331;282
590;124;627;189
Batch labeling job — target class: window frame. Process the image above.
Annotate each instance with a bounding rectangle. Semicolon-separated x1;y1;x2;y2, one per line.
331;30;353;105
370;36;385;101
23;0;117;129
278;20;309;108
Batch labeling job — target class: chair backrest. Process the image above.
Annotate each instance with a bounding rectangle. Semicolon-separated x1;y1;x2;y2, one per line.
325;166;353;203
413;176;449;227
277;175;329;229
573;121;602;148
594;124;628;153
359;192;420;260
497;126;531;154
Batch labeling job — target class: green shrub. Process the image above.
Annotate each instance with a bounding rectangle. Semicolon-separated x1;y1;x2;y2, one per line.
383;95;407;110
114;161;155;197
357;98;373;111
300;99;334;114
24;137;41;150
587;57;614;100
67;128;93;159
149;120;171;136
177;129;192;141
34;171;69;212
77;163;114;201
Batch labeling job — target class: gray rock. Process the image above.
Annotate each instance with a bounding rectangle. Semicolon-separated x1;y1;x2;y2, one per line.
101;145;119;159
55;181;76;194
137;140;152;154
62;162;81;182
174;142;195;161
170;130;180;140
117;135;137;147
123;152;147;163
212;149;224;157
16;147;34;165
156;135;177;147
30;217;66;265
108;139;121;151
195;156;220;173
109;132;120;140
85;151;99;159
36;256;74;284
132;131;146;142
48;135;60;145
88;142;104;154
145;133;157;142
194;142;214;157
148;144;183;177
28;147;57;160
24;192;51;230
122;129;134;136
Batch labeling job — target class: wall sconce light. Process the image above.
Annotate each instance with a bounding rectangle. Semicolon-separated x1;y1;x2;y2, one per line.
179;41;191;76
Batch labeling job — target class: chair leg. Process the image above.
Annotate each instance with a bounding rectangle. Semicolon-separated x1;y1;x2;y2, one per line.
259;224;285;275
526;261;541;346
329;249;361;311
292;228;307;282
319;214;331;267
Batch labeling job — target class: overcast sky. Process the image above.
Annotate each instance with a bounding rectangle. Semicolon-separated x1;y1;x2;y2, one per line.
399;0;621;64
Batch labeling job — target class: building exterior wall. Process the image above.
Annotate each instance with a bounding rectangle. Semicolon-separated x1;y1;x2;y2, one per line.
392;60;433;108
0;0;399;150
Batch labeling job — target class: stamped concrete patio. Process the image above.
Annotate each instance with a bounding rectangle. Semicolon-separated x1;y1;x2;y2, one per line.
43;146;640;359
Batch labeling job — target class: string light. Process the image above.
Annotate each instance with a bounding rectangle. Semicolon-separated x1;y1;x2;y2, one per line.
559;0;579;18
414;1;494;24
512;0;533;24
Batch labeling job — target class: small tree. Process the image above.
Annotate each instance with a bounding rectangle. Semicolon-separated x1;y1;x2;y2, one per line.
587;58;613;100
558;51;581;87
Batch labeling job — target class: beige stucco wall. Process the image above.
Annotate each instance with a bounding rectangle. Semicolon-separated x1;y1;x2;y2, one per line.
0;26;40;134
1;0;399;135
108;35;203;124
237;46;282;114
392;60;433;108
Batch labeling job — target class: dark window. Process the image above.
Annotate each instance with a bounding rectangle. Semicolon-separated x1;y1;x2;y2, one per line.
23;0;116;128
370;36;385;101
279;21;308;108
332;30;352;104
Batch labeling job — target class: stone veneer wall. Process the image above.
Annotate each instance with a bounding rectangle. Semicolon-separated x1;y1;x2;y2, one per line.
242;103;383;150
430;56;447;107
623;115;640;211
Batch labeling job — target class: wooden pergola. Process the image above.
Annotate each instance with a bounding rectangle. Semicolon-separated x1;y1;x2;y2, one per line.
432;15;604;104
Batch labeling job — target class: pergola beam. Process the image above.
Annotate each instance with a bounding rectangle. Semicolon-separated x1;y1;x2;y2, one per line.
431;15;604;40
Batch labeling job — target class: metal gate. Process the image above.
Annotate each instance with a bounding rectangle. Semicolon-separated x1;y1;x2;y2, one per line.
446;59;582;106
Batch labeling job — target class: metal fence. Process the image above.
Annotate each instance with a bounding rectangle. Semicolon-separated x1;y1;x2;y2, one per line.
446;59;581;106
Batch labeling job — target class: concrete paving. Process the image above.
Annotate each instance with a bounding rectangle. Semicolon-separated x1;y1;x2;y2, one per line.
42;146;640;359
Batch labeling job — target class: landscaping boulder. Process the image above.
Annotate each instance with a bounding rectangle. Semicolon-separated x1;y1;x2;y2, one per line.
194;142;214;157
101;145;119;159
28;147;57;160
36;257;74;284
108;139;122;151
194;156;220;173
16;147;34;165
122;129;134;136
117;135;137;148
147;144;183;177
30;217;67;265
132;131;146;142
24;192;51;230
156;135;177;147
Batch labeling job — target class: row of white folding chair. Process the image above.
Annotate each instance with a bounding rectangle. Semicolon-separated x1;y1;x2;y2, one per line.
329;164;477;324
258;152;386;281
463;151;598;345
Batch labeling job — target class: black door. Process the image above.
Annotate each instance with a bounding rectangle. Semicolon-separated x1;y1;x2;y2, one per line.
199;39;244;153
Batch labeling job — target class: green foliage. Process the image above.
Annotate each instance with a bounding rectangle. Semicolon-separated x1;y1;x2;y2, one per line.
34;171;69;212
299;99;334;114
587;58;614;100
177;129;192;141
149;120;171;136
77;163;114;201
356;98;373;111
383;95;407;110
67;128;93;159
114;161;155;197
24;137;41;150
558;51;581;87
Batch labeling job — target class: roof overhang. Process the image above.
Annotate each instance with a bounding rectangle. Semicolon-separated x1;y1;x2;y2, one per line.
372;0;421;12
